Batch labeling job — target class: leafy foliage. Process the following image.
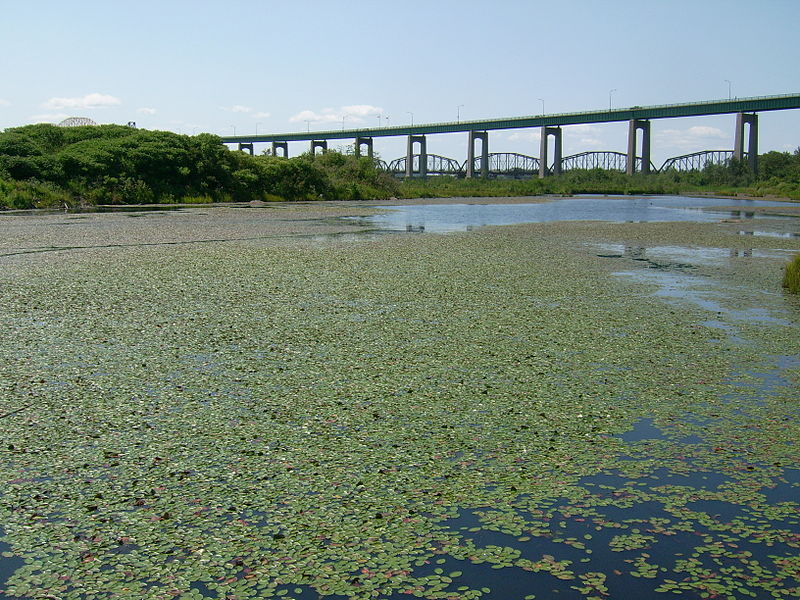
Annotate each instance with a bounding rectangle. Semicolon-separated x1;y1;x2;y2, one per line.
0;124;397;208
783;254;800;293
398;150;800;200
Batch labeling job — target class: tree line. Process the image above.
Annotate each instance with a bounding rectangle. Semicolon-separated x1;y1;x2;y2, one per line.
1;123;799;210
0;124;398;209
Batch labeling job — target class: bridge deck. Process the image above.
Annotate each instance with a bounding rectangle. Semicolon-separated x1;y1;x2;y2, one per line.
220;94;800;144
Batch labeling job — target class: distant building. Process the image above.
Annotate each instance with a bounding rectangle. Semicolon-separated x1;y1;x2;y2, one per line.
58;117;98;127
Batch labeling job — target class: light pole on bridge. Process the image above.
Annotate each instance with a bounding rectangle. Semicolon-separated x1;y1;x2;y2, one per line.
725;80;732;100
304;120;311;133
609;89;617;111
457;104;464;123
406;111;414;126
538;98;545;115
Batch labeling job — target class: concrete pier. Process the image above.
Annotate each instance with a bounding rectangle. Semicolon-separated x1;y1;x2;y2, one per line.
355;136;374;159
539;126;562;178
626;119;651;175
271;141;288;157
466;131;489;178
310;140;328;155
734;112;758;173
406;135;427;177
238;142;254;155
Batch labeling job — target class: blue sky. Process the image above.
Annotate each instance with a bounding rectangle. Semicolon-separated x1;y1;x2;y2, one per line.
2;0;799;165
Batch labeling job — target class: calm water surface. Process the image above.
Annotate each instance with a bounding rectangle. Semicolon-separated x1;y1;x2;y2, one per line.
359;195;799;232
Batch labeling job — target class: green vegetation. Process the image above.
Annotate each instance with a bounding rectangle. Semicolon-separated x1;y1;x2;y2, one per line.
0;123;398;209
0;209;798;599
1;123;799;209
398;150;800;200
783;254;800;293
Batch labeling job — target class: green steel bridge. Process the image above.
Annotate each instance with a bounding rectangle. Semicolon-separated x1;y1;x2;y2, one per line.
220;94;800;177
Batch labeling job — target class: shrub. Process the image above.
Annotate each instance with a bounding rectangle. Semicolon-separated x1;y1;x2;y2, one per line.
783;254;800;294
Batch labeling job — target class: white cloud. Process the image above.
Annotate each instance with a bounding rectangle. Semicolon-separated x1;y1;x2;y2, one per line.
42;93;121;110
222;105;253;113
341;104;382;117
253;111;271;119
687;125;726;138
656;126;729;151
507;130;540;142
137;107;157;115
289;104;383;125
563;124;602;138
577;137;604;147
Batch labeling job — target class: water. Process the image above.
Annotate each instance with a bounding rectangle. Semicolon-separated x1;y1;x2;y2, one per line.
2;196;798;599
358;195;798;232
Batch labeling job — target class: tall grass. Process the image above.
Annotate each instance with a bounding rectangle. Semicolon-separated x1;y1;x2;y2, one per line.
783;255;800;294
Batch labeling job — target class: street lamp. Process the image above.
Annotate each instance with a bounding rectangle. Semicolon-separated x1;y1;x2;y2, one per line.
385;115;390;126
255;123;260;135
538;98;545;115
406;111;414;126
457;104;464;123
304;120;311;133
725;79;732;100
609;89;617;110
231;125;236;136
377;114;382;127
342;115;347;130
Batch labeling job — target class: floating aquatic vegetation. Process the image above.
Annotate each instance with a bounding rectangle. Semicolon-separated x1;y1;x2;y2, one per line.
0;205;798;599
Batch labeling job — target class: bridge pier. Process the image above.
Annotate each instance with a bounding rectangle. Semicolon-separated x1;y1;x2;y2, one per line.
539;126;562;178
466;131;489;178
272;141;288;157
734;112;758;173
626;119;651;175
238;142;254;155
406;135;427;178
310;140;328;155
355;136;374;159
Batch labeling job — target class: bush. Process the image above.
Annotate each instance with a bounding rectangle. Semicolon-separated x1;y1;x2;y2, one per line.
0;178;73;210
783;255;800;294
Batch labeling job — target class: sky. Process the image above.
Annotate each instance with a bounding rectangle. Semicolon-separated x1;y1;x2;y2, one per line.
2;0;799;166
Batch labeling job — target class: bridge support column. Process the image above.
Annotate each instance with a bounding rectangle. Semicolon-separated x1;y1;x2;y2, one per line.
626;119;651;175
272;141;288;157
539;126;562;178
406;135;427;178
310;140;328;156
355;136;374;159
238;142;254;155
734;112;758;173
466;131;489;178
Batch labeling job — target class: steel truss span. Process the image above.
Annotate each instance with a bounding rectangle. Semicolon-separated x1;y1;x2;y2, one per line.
388;154;462;175
468;153;540;176
560;151;655;173
659;150;736;171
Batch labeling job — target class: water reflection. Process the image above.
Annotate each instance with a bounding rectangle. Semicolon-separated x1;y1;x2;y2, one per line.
359;196;800;233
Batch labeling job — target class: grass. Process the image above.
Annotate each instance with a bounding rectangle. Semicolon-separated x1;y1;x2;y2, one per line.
783;254;800;293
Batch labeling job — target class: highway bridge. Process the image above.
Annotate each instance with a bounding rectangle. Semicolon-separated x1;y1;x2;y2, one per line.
221;94;800;177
